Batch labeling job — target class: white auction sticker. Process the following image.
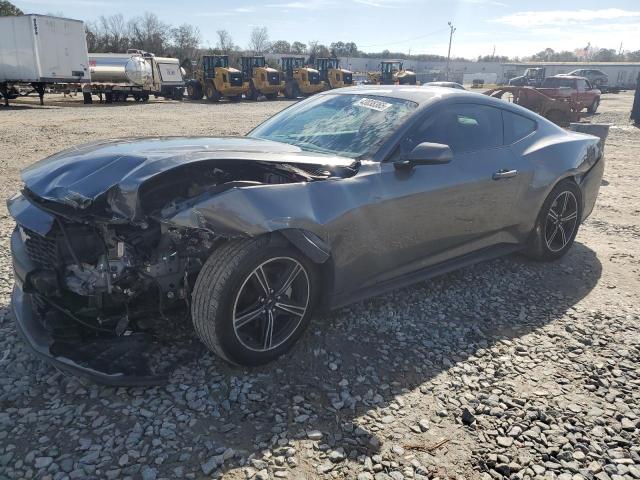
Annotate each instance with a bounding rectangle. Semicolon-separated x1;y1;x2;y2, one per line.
355;98;392;112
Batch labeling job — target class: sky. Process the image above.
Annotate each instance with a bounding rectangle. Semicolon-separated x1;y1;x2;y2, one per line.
12;0;640;59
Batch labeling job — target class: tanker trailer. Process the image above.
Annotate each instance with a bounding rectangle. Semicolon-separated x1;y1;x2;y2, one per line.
84;51;184;103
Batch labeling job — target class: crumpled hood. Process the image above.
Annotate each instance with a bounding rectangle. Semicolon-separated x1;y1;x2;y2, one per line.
21;136;354;212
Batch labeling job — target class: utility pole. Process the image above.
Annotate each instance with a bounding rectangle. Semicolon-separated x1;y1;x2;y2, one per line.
445;22;456;80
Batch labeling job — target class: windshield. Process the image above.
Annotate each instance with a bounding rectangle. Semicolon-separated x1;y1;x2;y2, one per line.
542;77;574;88
249;93;418;159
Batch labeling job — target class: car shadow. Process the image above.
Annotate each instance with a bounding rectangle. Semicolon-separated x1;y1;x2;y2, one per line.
0;241;602;477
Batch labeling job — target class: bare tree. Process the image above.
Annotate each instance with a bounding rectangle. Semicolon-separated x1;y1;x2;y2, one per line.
270;40;291;54
216;29;234;53
248;26;270;54
90;13;130;52
307;40;330;63
171;24;200;61
128;12;169;54
291;41;307;55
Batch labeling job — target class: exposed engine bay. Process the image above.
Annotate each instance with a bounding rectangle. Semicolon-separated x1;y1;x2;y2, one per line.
20;158;347;330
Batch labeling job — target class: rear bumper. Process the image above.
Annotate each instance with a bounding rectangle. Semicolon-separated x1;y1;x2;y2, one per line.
10;226;168;387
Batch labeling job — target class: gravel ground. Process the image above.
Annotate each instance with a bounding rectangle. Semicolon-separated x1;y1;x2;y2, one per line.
0;92;638;480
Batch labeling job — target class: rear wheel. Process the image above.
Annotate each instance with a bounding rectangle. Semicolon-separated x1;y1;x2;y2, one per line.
588;97;600;114
187;81;203;100
525;180;582;261
191;237;318;366
205;82;220;102
284;82;298;99
247;80;259;101
265;92;278;100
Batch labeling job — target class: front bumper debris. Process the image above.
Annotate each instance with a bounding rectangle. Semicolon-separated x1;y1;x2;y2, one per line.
10;225;170;386
11;286;169;386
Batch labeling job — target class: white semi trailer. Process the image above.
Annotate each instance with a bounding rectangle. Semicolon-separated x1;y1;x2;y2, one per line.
84;51;185;103
0;15;90;106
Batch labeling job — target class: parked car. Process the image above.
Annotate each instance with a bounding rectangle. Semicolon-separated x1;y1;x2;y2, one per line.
561;69;608;88
508;67;546;87
425;81;465;90
539;76;601;113
8;86;605;385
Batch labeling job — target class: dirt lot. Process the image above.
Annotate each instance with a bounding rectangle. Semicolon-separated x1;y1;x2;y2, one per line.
0;92;638;480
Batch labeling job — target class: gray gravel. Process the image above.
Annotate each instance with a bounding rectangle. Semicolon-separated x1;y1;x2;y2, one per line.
0;93;639;479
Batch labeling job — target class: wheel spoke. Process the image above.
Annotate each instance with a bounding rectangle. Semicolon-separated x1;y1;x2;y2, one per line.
274;300;307;317
276;263;302;296
262;310;274;350
547;208;559;221
547;225;559;246
252;266;271;296
561;192;570;214
234;305;265;329
558;224;567;247
562;211;577;222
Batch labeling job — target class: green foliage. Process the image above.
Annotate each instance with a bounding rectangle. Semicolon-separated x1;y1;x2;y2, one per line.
0;0;23;16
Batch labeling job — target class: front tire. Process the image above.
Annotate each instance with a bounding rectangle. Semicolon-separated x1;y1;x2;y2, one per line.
525;180;582;261
191;237;318;366
588;98;599;114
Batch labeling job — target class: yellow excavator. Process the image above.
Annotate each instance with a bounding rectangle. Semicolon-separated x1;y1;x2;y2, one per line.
241;56;284;100
186;55;246;102
281;57;324;99
314;58;354;89
368;60;417;85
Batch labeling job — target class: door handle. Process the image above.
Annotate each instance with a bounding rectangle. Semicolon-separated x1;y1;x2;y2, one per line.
492;169;518;180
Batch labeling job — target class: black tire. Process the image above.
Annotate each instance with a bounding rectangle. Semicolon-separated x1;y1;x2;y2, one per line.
187;81;203;100
229;94;242;102
588;97;600;114
83;92;93;104
525;180;582;261
247;80;259;101
205;82;220;102
191;236;319;366
284;82;297;99
172;88;184;101
265;92;278;100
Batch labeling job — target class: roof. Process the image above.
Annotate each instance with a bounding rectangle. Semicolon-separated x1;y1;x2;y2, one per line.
502;61;640;67
326;85;485;104
325;85;545;122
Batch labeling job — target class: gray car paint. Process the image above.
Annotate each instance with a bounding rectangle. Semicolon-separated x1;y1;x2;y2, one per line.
13;86;604;309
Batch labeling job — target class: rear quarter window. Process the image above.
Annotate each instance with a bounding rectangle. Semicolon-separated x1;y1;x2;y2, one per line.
502;110;536;144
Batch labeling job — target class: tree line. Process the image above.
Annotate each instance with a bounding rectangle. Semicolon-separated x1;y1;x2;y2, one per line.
2;2;640;64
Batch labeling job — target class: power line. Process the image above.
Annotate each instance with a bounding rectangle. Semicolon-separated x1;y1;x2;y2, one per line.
359;27;449;49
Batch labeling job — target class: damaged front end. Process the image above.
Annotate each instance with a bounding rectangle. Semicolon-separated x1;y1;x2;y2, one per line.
9;137;355;385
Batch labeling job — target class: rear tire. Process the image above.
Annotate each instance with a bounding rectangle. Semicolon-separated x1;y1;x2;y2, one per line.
247;80;259;101
525;180;582;261
588;98;600;114
187;81;203;100
191;236;318;366
205;82;220;102
265;92;278;100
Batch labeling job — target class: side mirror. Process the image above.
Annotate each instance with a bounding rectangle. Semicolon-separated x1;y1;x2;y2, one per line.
394;142;453;169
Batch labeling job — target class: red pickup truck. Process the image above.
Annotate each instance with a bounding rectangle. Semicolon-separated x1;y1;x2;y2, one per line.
538;76;601;113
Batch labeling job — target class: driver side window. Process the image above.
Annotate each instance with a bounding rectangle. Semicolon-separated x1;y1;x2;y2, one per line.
408;104;504;154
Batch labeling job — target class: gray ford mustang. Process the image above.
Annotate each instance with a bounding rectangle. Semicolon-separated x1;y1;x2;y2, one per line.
8;86;605;385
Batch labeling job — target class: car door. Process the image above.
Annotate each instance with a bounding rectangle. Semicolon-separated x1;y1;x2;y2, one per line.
358;102;525;286
576;78;591;108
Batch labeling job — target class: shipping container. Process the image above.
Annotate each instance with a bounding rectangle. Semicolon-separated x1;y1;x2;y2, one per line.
0;15;89;105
